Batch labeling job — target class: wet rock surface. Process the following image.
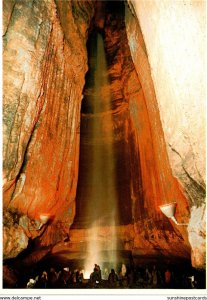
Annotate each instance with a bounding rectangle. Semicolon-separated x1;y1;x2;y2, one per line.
3;0;95;253
3;0;205;273
125;1;206;269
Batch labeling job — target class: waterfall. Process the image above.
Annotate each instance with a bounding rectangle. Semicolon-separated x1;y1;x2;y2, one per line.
83;31;119;278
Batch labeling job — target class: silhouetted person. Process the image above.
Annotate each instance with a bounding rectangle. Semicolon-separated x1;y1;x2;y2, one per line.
95;264;102;281
152;265;158;288
48;268;58;288
108;269;119;288
165;269;171;288
26;278;36;288
145;267;152;286
78;271;84;284
71;271;77;283
90;267;101;288
119;264;128;288
57;267;70;288
37;271;48;288
75;270;80;283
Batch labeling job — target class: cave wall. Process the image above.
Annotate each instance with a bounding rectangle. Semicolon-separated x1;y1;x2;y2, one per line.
121;4;190;260
2;0;205;269
70;1;190;260
126;0;206;268
3;0;95;257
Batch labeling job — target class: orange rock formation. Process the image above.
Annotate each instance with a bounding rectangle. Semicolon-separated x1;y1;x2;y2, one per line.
3;0;205;274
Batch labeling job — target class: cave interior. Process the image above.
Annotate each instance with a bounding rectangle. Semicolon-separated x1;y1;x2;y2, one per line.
2;0;206;289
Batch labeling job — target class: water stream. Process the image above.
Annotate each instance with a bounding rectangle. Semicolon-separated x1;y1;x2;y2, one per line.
81;31;119;277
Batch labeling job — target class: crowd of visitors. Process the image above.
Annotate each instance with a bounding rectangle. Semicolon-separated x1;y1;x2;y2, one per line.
24;263;202;289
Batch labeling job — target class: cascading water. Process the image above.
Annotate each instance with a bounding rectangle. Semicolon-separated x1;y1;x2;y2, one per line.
80;30;119;278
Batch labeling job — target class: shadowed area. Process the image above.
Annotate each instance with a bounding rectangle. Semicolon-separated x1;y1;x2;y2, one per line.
73;29;131;228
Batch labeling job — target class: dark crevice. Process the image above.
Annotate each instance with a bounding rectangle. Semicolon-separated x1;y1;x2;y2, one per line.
73;1;134;228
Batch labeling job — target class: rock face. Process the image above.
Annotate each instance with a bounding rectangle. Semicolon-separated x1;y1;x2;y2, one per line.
3;209;29;259
188;204;206;269
3;0;205;271
73;1;190;260
126;0;206;268
3;0;95;255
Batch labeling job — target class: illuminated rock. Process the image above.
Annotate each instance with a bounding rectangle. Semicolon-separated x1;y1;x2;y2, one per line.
125;0;206;269
3;0;205;270
3;0;94;253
